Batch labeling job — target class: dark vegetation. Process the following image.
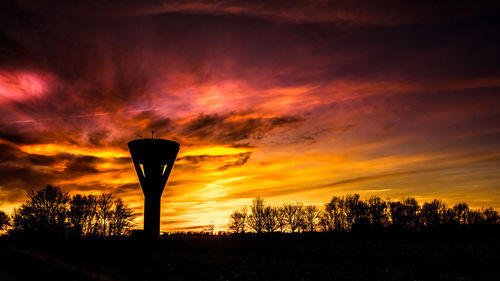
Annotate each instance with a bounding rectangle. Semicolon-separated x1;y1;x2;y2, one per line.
6;185;134;237
229;195;500;234
0;210;9;231
0;230;499;280
0;188;499;280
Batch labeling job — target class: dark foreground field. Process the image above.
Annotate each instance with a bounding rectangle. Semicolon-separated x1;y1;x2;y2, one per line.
1;229;499;281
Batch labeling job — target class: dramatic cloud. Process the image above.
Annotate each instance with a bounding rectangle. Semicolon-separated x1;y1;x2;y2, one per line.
10;1;500;25
182;113;304;144
178;152;251;171
1;1;500;231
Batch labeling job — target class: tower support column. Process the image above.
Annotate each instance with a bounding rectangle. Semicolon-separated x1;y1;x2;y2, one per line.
144;195;161;239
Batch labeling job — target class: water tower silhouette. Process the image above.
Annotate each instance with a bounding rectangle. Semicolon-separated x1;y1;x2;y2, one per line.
128;137;180;239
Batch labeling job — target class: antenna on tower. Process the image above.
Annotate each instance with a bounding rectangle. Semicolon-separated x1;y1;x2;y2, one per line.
152;130;155;139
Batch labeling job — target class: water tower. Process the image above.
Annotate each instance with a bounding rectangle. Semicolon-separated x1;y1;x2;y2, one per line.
128;137;180;239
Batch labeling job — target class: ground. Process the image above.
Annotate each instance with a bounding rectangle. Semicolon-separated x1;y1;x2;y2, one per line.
0;230;499;280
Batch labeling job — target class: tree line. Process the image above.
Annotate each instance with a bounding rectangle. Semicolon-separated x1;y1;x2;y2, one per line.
0;185;134;237
229;195;500;233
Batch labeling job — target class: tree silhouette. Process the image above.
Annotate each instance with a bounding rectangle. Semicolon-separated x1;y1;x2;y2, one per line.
229;207;247;233
345;194;370;230
262;206;278;233
388;200;404;229
320;198;336;231
421;199;446;228
318;212;331;232
97;193;114;236
321;196;346;231
248;197;265;233
404;198;420;230
10;185;134;237
482;207;499;224
389;197;420;230
69;194;98;236
110;198;134;236
276;206;286;232
283;202;304;233
367;196;388;228
303;205;320;232
0;210;10;231
228;194;499;234
453;203;469;225
443;206;458;225
467;209;484;224
12;185;70;235
203;219;216;235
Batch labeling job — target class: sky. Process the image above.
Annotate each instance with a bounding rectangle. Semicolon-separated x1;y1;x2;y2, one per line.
1;0;500;232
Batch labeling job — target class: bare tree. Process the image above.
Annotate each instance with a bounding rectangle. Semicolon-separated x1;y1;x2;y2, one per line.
344;194;369;230
97;193;114;236
69;194;86;235
453;203;469;225
389;197;420;230
318;211;331;232
467;209;484;224
403;198;420;230
262;206;278;233
367;196;388;227
83;195;99;235
276;206;286;232
110;198;134;236
323;196;347;231
319;204;334;232
0;210;10;231
203;219;215;235
443;206;458;224
389;200;404;228
229;207;247;233
303;205;320;232
465;207;499;225
226;195;499;234
483;207;499;224
248;196;265;233
283;202;304;233
69;194;98;236
421;199;446;228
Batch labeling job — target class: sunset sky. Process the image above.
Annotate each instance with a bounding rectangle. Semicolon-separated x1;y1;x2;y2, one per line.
1;1;500;232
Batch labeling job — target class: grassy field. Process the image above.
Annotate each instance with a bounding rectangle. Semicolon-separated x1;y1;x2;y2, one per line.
0;230;499;280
